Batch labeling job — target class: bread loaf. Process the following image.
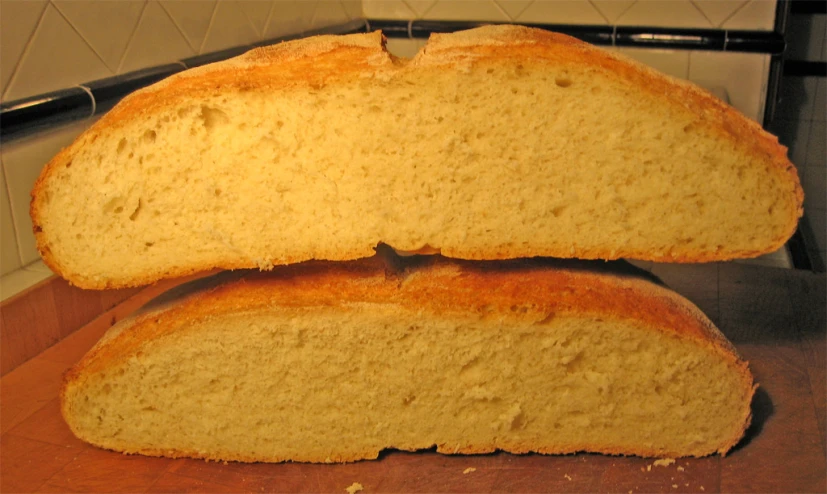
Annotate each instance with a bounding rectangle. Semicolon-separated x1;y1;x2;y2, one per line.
32;25;803;289
61;253;755;462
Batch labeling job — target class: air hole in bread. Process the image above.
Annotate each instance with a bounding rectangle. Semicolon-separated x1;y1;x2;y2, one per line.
65;160;72;169
143;130;156;144
198;105;229;131
555;76;572;88
129;199;143;221
116;138;127;154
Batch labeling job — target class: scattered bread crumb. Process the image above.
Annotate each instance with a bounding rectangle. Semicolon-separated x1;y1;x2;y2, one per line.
672;485;678;489
463;468;476;474
677;466;685;472
646;465;652;472
700;486;705;491
654;459;676;467
640;467;645;472
564;474;572;481
345;482;363;494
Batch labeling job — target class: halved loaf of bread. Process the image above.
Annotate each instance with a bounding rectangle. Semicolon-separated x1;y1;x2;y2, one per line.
61;252;755;462
32;25;803;289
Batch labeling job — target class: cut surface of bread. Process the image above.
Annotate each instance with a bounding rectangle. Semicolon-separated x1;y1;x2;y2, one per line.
61;253;755;462
32;25;803;289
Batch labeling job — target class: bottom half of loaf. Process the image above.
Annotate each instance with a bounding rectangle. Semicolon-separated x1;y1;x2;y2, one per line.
62;302;753;462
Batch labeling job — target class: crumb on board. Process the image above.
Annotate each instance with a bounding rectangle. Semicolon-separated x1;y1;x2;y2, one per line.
700;486;705;491
672;485;678;489
646;465;652;472
463;468;476;474
654;459;676;467
564;474;572;481
677;466;685;472
345;482;363;494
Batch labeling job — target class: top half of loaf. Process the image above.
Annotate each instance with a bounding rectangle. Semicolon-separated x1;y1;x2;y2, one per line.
30;25;803;288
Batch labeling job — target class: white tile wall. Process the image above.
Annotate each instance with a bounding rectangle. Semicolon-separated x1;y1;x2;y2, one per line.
159;0;216;51
3;3;113;101
199;0;260;54
614;47;690;79
688;50;770;123
0;159;20;276
52;0;145;72
363;0;776;29
720;0;775;30
119;1;195;73
0;0;48;93
0;0;359;103
419;0;509;21
385;37;426;57
516;1;606;24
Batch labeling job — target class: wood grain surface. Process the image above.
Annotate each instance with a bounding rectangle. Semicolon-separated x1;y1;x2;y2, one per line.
1;262;824;493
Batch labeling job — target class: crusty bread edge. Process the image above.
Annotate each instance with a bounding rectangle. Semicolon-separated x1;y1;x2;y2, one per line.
31;25;803;289
61;256;756;462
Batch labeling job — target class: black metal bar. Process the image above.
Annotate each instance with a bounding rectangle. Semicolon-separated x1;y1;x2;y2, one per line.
0;87;93;140
369;19;786;54
783;60;827;76
789;0;827;15
0;19;367;142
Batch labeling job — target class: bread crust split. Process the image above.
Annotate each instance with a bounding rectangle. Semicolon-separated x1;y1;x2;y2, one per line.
31;25;803;289
61;253;755;463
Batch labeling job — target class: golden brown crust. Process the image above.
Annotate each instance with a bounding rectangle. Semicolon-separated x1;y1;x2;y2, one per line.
62;254;755;461
32;25;803;289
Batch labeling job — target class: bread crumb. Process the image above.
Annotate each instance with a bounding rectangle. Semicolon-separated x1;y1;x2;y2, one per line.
640;467;645;472
700;487;705;491
345;482;363;494
672;484;678;489
654;458;675;467
463;468;476;474
564;474;572;481
677;466;685;472
646;465;652;472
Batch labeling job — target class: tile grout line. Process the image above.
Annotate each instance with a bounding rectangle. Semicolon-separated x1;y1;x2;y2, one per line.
587;0;611;25
116;0;150;75
688;0;717;28
50;0;115;74
261;0;278;39
2;0;50;103
1;154;26;269
490;0;514;23
236;0;264;39
719;0;752;29
157;1;199;54
198;0;222;55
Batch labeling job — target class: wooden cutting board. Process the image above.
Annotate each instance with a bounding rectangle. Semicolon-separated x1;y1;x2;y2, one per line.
1;262;824;493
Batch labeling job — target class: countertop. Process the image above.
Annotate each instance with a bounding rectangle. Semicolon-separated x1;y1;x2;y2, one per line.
1;262;825;493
